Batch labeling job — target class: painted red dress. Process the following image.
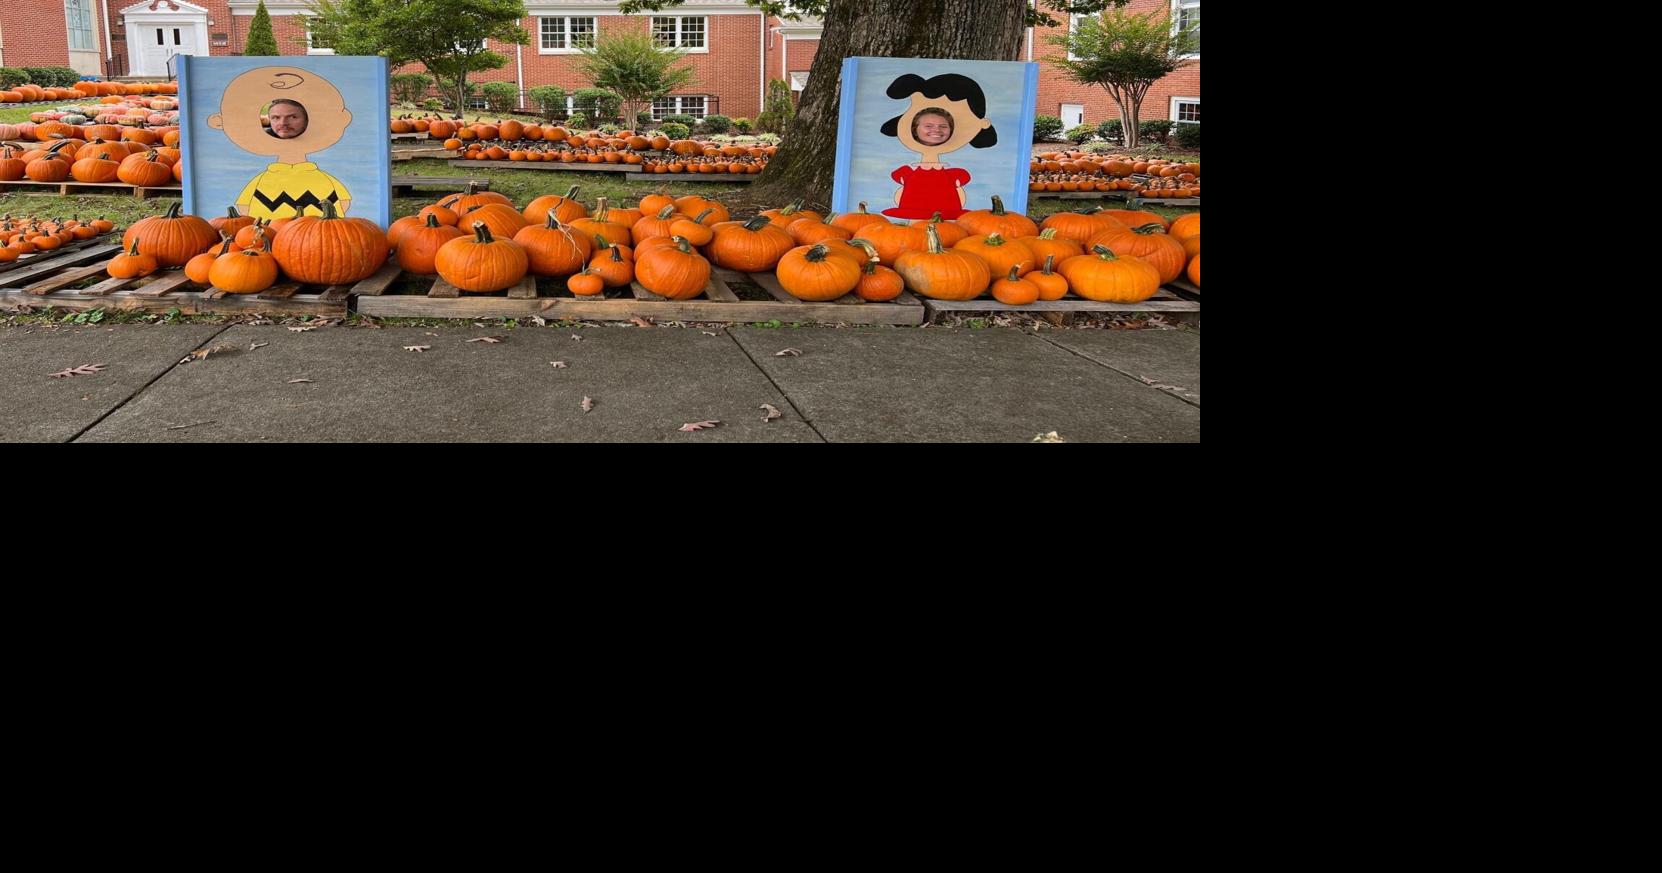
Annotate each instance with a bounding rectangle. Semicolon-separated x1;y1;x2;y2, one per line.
882;165;971;220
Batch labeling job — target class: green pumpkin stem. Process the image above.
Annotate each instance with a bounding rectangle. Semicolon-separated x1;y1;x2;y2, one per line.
1091;244;1118;260
426;213;443;228
1038;228;1059;240
226;207;242;219
593;196;609;222
1042;254;1056;275
1132;223;1164;234
742;215;771;232
473;221;494;244
164;201;184;219
656;204;679;220
691;208;714;225
805;244;829;263
672;235;693;254
1006;264;1023;282
127;240;141;256
985;233;1006;246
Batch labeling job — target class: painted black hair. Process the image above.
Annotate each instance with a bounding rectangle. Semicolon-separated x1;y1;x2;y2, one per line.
879;73;998;149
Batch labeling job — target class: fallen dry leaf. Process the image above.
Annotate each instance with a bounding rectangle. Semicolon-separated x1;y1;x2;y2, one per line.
701;330;718;337
467;336;504;344
549;361;567;369
581;396;594;413
630;315;655;328
570;334;584;341
528;315;548;327
404;345;431;352
760;404;782;422
249;341;269;351
287;378;313;384
179;343;237;364
775;348;802;357
679;420;721;432
425;332;440;337
47;363;106;379
288;324;322;332
1032;432;1066;443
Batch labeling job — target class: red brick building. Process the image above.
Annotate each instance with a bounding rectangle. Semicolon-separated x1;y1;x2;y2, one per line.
2;0;1198;132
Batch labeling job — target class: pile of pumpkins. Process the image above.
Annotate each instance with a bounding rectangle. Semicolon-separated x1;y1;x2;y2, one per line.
1029;153;1200;199
0;215;116;263
0;137;182;186
33;100;181;130
381;186;1200;303
0;80;176;103
105;203;390;295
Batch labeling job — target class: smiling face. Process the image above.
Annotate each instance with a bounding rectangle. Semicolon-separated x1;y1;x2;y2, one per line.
267;101;308;139
895;94;990;158
913;110;953;146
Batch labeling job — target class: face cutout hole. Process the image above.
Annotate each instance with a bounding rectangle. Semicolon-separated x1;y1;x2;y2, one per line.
912;109;954;147
264;100;310;139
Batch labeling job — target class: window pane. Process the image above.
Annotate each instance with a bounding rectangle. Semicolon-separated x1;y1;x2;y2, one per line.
681;17;705;48
571;18;595;48
541;18;565;50
1177;102;1199;122
1181;6;1200;53
682;96;705;118
653;17;678;47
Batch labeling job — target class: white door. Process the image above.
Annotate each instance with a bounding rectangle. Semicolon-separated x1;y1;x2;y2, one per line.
136;22;201;75
1062;104;1085;129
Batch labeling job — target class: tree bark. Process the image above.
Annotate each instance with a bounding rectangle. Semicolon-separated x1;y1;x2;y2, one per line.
750;0;1029;208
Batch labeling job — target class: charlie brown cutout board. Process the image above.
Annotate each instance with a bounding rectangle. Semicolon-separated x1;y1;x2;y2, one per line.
832;57;1039;220
178;56;391;229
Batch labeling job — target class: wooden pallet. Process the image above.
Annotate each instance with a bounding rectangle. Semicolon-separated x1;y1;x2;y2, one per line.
0;237;112;276
1165;279;1199;299
1033;190;1134;200
389;175;492;196
0;179;182;198
390;132;427;140
1131;198;1201;208
624;173;755;184
918;283;1199;315
0;244;354;316
354;265;925;325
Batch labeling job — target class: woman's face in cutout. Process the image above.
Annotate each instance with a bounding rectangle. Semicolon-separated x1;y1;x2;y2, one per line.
268;103;309;139
915;114;952;146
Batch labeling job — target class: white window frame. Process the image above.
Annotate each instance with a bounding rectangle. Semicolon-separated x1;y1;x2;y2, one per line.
651;96;708;120
65;0;96;51
538;16;596;54
1067;14;1092;62
1170;96;1199;124
305;18;335;55
651;15;708;53
1174;0;1200;59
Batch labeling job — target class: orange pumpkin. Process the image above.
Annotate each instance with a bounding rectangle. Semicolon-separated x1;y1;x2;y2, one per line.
435;222;529;293
634;236;711;300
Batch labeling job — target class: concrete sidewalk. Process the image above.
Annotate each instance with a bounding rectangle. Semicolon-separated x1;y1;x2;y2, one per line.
2;323;1200;442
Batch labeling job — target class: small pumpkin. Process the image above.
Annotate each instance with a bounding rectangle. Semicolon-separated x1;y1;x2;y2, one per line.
1057;245;1161;303
706;215;796;273
107;240;159;278
209;239;280;294
586;244;635;287
635;236;711;300
522;185;587;225
830;201;889;235
186;233;237;284
777;242;862;302
513;210;593;277
893;224;991;301
953;232;1036;279
669;209;717;247
955;195;1039;239
1029;255;1069;301
435;222;529;293
566;268;604;296
990;264;1040;305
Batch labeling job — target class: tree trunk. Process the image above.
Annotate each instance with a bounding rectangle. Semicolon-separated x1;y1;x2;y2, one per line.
750;0;1029;208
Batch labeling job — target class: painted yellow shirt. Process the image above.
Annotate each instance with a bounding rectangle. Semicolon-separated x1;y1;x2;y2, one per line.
236;162;351;219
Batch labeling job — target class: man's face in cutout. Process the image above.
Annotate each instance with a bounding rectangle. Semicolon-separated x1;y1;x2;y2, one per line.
208;67;353;158
896;93;990;156
268;102;308;139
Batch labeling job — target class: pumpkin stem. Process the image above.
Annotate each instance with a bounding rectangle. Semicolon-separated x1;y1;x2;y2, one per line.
780;198;803;215
1091;244;1118;260
320;200;340;220
164;201;183;219
1038;228;1059;240
986;232;1005;246
656;204;679;220
924;222;944;255
545;209;564;230
821;212;839;226
690;208;714;225
742;215;771;232
226;206;241;219
426;213;443;228
609;246;624;263
1007;264;1023;281
847;239;880;262
473;221;494;244
856;201;869;214
563;184;580;202
127;240;140;256
216;231;233;256
990;195;1007;216
593;196;609;222
1042;254;1056;275
671;235;693;254
1132;223;1164;234
804;244;830;263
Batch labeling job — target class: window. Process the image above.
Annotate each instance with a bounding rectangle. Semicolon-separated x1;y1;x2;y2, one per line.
540;17;596;52
65;0;95;51
1176;1;1200;56
1067;14;1091;62
1172;97;1199;124
652;16;706;50
651;96;707;119
306;19;335;55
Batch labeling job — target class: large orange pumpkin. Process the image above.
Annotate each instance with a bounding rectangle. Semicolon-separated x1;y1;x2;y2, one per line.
435;222;528;293
271;201;388;285
123;201;218;267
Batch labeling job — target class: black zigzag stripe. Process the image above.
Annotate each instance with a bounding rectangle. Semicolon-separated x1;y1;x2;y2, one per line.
253;190;342;212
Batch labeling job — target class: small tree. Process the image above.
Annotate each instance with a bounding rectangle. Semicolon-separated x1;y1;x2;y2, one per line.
573;31;695;129
755;78;795;133
1046;7;1197;148
245;1;279;55
306;0;528;118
